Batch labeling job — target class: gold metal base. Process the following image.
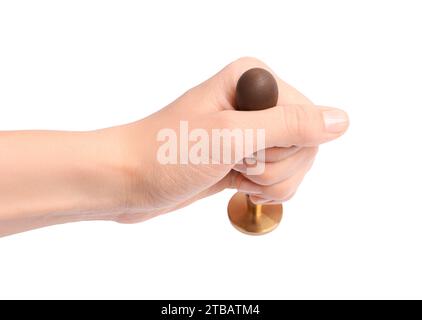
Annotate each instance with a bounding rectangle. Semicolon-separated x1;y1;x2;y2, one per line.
227;192;283;235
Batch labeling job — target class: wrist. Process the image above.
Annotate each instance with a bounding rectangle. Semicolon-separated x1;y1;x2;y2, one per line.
73;128;134;221
88;120;156;221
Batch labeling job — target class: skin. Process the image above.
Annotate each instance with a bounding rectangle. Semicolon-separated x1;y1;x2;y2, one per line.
0;57;349;237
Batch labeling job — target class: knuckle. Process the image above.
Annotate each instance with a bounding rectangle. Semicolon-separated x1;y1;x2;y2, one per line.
276;192;292;202
281;105;316;145
308;146;319;157
264;183;292;202
282;190;297;202
217;110;237;129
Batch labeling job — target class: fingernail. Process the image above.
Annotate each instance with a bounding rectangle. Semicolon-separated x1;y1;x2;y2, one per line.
238;179;262;195
323;109;349;133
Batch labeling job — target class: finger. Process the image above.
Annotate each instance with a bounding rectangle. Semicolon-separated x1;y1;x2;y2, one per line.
236;158;315;201
208;57;314;108
219;103;349;150
259;158;314;201
254;145;301;162
249;195;272;205
236;147;318;186
251;198;286;205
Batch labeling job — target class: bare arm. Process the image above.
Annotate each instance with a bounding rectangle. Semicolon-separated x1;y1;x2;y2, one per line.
0;58;348;237
0;129;129;236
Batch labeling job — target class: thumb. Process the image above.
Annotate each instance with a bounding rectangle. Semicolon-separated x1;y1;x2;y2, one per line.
221;104;349;149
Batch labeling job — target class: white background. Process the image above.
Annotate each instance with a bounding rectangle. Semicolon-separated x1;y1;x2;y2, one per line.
0;0;421;299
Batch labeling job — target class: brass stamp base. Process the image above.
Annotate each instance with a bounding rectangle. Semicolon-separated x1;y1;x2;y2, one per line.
227;192;283;235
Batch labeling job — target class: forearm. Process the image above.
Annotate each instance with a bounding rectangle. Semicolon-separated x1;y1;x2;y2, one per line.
0;129;130;236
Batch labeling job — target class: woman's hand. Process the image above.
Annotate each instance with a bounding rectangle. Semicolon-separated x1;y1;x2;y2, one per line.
0;57;349;236
111;57;349;223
